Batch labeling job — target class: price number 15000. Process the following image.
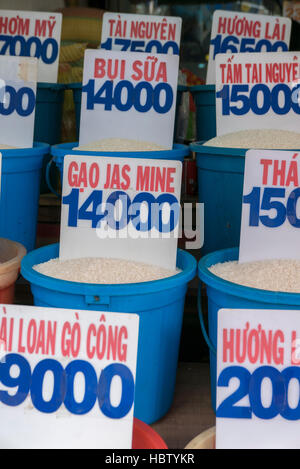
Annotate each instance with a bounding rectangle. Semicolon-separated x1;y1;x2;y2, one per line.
243;186;300;228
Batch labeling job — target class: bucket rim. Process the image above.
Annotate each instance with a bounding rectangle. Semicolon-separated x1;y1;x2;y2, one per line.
68;82;82;89
177;84;189;92
50;141;190;159
190;141;247;156
189;84;215;92
198;247;300;306
0;142;50;156
0;238;27;275
37;82;66;90
21;243;197;296
132;418;168;449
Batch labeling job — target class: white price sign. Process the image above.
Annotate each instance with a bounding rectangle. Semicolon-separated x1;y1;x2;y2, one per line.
216;52;300;136
217;308;300;449
239;149;300;263
60;155;182;270
207;10;291;84
79;49;179;149
0;55;37;148
0;10;62;83
101;12;182;55
0;304;139;449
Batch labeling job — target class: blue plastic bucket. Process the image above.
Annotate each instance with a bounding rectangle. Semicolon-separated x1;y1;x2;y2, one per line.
49;142;190;190
21;243;197;424
198;247;300;411
190;141;245;255
190;85;216;141
34;83;66;144
191;142;300;256
69;83;189;141
34;83;65;193
0;143;50;251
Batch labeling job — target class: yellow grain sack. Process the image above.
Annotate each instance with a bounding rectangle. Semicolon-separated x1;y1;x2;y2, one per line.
61;89;77;143
63;89;75;113
71;66;83;83
58;7;105;46
58;63;72;84
59;42;88;63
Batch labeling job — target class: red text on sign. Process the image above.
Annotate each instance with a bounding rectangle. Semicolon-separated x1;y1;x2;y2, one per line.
94;58;168;83
68;161;100;189
222;323;285;365
0;16;30;35
220;63;243;84
136;165;176;193
34;16;57;37
260;155;299;187
17;319;57;356
217;15;287;40
0;316;14;352
104;164;131;190
86;324;128;362
108;17;177;41
217;15;262;37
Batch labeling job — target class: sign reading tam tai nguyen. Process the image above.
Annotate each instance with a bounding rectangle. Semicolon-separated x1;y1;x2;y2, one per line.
216;52;300;136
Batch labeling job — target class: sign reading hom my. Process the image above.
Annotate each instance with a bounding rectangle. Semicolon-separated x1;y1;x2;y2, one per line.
0;10;62;82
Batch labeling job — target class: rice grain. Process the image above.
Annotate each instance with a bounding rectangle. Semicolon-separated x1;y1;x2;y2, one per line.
74;138;167;152
34;257;179;284
209;258;300;293
203;129;300;149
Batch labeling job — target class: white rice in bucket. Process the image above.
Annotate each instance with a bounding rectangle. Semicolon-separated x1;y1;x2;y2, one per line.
209;259;300;293
34;257;179;284
203;129;300;149
74;138;168;152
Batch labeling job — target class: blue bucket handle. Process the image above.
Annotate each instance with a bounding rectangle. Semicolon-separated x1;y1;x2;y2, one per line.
46;156;61;199
197;283;216;355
